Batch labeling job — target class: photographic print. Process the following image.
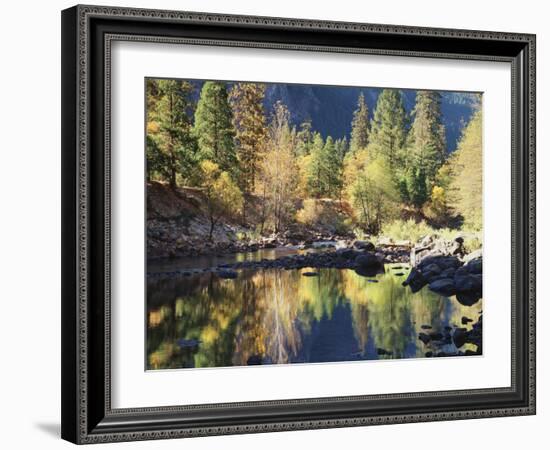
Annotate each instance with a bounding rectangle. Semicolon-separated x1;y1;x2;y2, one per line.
145;79;483;371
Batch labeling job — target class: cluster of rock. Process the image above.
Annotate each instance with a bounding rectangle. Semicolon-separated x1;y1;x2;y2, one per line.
147;216;354;260
226;246;386;276
148;239;405;279
418;315;482;357
151;244;389;280
403;253;482;305
410;234;466;266
148;218;258;259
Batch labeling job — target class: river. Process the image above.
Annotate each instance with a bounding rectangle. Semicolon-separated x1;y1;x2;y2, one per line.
147;248;482;370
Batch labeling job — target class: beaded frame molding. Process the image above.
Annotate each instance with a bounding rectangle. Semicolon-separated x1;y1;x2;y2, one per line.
61;4;536;444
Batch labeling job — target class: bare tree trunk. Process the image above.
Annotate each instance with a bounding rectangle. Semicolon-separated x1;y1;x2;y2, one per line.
169;161;176;189
242;196;247;226
168;93;177;190
208;218;215;242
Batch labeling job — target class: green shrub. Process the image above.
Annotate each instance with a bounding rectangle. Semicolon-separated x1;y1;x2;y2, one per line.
381;219;434;243
380;219;483;250
235;229;262;242
296;199;322;226
296;199;351;235
333;218;352;236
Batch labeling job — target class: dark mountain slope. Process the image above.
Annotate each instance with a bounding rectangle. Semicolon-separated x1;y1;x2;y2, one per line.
185;79;480;152
264;84;479;152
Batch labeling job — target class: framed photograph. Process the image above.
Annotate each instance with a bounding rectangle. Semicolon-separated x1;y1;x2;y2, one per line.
61;4;536;444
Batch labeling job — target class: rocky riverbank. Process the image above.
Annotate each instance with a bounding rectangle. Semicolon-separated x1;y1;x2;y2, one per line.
147;181;362;259
403;253;482;306
147;240;406;279
147;235;482;287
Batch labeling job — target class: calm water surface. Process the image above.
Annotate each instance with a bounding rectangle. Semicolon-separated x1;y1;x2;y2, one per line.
147;250;482;370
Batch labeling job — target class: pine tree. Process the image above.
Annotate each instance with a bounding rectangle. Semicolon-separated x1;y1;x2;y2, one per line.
334;137;348;164
349;92;370;154
333;137;348;201
407;91;446;186
229;82;268;222
406;167;428;208
369;89;407;171
295;119;314;156
322;136;344;198
304;135;345;199
305;132;325;197
146;79;164;181
147;79;196;188
193;81;237;176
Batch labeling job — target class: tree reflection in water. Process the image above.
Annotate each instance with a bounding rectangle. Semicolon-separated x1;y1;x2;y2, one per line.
146;265;482;370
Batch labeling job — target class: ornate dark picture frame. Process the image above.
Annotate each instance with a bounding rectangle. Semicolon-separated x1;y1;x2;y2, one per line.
61;4;536;444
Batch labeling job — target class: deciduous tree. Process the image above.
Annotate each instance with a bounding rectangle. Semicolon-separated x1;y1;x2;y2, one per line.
260;101;298;232
200;160;243;241
348;157;399;234
449;109;483;229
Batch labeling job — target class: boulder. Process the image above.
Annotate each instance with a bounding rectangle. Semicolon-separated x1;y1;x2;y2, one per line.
440;267;456;279
354;253;382;269
454;271;482;293
353;240;375;251
402;268;428;293
422;263;444;282
466;258;482;274
428;278;456;296
456;291;481;306
419;255;461;271
423;263;442;275
353;252;383;277
411;237;465;266
336;248;357;260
